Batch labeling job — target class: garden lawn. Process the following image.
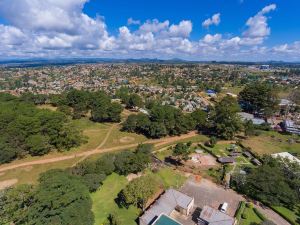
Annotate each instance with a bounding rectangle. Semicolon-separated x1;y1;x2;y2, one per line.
149;167;187;189
91;173;140;225
272;205;300;224
242;131;300;155
239;207;262;225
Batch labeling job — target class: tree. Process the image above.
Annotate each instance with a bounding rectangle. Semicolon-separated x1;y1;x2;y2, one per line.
0;184;35;225
148;122;168;138
27;169;94;225
239;82;279;117
191;109;207;130
127;94;143;109
25;134;51;156
212;96;242;140
95;154;116;175
235;157;300;208
244;120;255;137
82;173;106;192
119;175;159;209
173;143;190;157
114;151;140;175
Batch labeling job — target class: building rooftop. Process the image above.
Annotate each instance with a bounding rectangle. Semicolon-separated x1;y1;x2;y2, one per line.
198;205;235;225
139;189;193;225
271;152;300;164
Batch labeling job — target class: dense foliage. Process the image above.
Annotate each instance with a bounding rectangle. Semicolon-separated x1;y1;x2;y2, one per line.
239;82;279;117
0;93;84;164
232;156;300;209
0;170;94;225
118;175;159;209
72;144;153;191
122;104;197;138
211;96;242;139
65;89;123;122
27;170;94;225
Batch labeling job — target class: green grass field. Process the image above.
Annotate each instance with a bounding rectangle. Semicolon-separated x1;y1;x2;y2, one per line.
239;207;263;225
102;125;148;148
91;173;140;225
242;131;300;155
272;205;300;224
151;167;187;189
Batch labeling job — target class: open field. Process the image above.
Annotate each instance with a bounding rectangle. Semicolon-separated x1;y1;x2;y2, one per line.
242;131;300;155
91;173;140;225
0;157;79;185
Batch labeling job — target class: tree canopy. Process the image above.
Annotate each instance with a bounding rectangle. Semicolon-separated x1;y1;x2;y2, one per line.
239;82;279;117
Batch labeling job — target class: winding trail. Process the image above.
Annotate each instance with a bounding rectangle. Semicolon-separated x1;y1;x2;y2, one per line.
0;131;198;173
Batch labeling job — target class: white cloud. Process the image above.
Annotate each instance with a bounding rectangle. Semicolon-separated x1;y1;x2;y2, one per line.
202;34;222;43
243;4;276;42
127;18;141;25
169;20;192;37
0;1;299;61
202;13;221;28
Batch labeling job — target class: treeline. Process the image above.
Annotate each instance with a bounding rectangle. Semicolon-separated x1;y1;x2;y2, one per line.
122;104;207;138
21;89;123;122
0;93;84;164
122;96;243;140
71;144;152;192
232;156;300;209
0;144;153;225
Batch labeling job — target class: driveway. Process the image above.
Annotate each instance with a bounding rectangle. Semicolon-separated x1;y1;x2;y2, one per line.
179;177;291;225
180;177;243;217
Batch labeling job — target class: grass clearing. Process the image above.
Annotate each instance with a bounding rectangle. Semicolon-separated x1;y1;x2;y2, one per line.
242;131;300;155
0;157;79;185
272;205;300;224
91;173;140;225
239;207;262;225
147;167;187;189
102;125;148;148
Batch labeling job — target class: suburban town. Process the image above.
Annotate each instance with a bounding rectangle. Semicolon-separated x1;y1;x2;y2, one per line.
0;1;300;225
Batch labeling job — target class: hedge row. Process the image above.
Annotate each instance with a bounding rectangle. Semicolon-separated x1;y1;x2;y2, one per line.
235;201;246;221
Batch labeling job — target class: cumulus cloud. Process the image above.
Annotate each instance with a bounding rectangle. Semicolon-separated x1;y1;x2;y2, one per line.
0;1;298;61
202;13;221;28
243;4;276;42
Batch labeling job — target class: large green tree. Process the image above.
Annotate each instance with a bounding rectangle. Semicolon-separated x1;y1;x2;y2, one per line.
27;169;94;225
212;96;242;140
239;82;279;117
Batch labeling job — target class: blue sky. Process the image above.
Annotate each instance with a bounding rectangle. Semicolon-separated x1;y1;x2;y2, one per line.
0;0;299;61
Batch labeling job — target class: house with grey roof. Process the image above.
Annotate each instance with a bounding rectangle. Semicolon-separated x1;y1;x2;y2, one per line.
139;189;194;225
198;205;235;225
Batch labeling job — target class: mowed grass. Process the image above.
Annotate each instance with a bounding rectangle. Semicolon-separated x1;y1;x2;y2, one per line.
242;131;300;155
0;157;79;185
102;125;148;148
91;173;140;225
239;207;262;225
71;118;112;152
272;205;300;224
147;167;187;189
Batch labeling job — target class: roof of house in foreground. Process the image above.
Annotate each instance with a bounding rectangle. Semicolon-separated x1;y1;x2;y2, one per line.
199;205;235;225
139;189;193;225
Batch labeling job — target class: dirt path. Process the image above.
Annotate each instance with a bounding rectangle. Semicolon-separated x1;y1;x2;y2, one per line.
0;131;198;173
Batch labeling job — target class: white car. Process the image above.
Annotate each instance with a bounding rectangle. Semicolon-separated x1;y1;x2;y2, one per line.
220;202;228;213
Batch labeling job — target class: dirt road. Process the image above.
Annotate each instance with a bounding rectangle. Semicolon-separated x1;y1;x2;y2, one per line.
0;131;198;173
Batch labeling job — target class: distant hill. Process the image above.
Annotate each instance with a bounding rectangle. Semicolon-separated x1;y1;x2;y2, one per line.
0;58;299;68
